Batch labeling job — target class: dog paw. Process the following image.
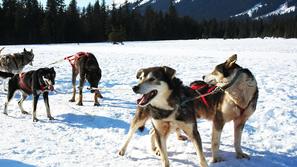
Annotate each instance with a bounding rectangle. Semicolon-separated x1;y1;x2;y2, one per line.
69;99;75;102
118;149;125;156
77;102;83;106
3;112;8;115
48;116;55;120
94;103;100;106
236;152;250;160
177;135;188;141
33;118;39;122
212;157;224;163
152;148;161;156
21;111;29;115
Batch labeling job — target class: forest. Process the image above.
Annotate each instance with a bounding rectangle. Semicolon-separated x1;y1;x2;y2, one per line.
0;0;297;44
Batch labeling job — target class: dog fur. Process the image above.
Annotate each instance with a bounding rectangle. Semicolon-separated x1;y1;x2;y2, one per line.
120;66;208;167
68;53;103;106
1;67;56;122
201;54;258;162
118;55;258;164
0;48;34;74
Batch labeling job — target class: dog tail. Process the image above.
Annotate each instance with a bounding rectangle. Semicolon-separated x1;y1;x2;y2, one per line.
0;71;14;79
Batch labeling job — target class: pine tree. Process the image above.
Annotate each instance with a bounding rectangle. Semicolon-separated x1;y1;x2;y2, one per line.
65;0;81;42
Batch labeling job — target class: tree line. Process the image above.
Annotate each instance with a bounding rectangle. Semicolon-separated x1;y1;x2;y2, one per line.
0;0;297;45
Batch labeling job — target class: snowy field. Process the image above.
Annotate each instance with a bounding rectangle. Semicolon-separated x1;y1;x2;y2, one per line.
0;39;297;167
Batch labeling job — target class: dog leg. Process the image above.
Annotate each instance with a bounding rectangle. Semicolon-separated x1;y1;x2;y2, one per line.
32;94;40;122
94;93;100;106
18;93;29;114
3;81;16;115
43;92;54;120
179;122;208;167
69;68;78;102
118;107;149;156
3;80;7;91
234;118;250;159
211;120;225;163
77;74;85;106
153;120;170;167
150;129;160;156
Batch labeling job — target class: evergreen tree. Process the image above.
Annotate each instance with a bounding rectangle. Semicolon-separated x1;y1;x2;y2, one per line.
65;0;81;42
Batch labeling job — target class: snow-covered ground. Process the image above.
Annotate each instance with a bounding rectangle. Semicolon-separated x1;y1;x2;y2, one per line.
0;38;297;167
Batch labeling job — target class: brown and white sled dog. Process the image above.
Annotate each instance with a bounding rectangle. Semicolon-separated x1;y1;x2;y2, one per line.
118;55;258;164
201;54;258;162
119;66;208;167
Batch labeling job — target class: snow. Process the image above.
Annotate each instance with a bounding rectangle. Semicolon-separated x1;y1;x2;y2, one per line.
0;38;297;167
232;3;265;17
257;2;296;19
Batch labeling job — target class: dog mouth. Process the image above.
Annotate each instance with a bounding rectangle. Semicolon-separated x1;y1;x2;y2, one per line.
137;90;158;106
47;85;54;91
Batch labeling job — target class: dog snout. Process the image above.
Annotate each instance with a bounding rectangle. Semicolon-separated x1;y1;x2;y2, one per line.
132;85;139;93
202;75;205;80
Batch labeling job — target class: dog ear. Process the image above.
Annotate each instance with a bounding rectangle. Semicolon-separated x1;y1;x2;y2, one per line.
30;49;33;53
163;66;176;79
24;48;27;52
136;69;144;79
50;67;54;71
225;54;237;69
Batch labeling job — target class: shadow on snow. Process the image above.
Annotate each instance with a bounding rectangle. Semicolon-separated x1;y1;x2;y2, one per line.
58;113;130;132
0;159;35;167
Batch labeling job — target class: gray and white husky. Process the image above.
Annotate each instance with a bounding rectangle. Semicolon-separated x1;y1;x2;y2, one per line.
0;48;34;90
0;48;34;74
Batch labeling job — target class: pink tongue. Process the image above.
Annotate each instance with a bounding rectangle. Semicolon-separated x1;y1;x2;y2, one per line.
137;95;148;105
49;85;54;91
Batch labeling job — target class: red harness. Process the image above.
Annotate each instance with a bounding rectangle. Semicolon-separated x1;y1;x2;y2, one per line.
19;73;32;93
190;82;246;114
190;83;217;108
19;73;49;93
64;52;90;67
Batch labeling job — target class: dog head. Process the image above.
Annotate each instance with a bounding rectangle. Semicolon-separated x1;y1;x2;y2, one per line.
133;66;176;107
22;48;34;66
86;65;101;94
203;54;241;86
38;67;56;91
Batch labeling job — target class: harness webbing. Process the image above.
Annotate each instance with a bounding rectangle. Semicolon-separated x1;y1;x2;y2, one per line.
19;73;32;93
64;52;89;67
19;73;48;92
190;84;218;108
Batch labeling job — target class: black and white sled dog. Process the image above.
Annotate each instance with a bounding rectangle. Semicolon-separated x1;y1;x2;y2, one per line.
118;55;258;165
120;66;208;167
0;48;34;90
1;67;56;122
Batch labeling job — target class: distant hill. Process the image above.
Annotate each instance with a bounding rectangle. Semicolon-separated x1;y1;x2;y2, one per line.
129;0;297;20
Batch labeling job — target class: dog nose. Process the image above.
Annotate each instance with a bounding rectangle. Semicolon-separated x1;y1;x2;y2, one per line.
132;86;139;93
202;75;205;80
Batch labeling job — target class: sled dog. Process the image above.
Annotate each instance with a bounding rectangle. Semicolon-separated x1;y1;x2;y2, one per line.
120;66;208;167
119;54;258;163
1;67;56;122
0;48;34;74
65;52;103;106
